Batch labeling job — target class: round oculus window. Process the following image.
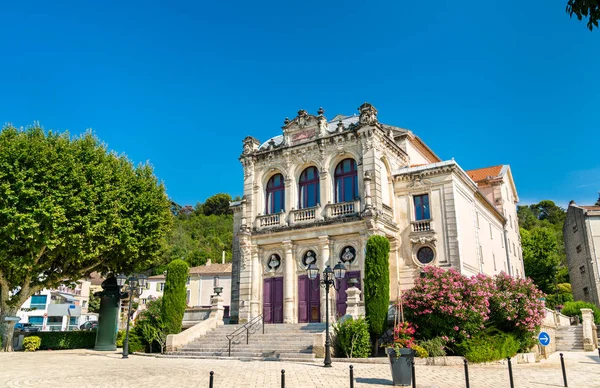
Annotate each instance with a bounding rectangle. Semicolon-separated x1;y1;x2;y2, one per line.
416;246;435;265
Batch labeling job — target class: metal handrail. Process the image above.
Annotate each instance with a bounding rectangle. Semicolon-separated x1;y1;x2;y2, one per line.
225;306;282;357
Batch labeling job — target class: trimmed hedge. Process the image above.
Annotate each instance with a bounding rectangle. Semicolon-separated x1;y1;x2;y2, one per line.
364;235;390;347
26;331;97;350
161;259;189;335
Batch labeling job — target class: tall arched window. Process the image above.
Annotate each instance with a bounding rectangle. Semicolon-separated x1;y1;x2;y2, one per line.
266;174;285;214
334;158;358;203
299;167;320;209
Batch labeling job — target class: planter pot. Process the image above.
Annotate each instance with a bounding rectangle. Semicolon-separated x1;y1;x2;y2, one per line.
387;347;415;386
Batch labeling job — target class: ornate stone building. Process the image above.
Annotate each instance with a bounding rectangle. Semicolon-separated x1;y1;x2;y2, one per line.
229;103;524;324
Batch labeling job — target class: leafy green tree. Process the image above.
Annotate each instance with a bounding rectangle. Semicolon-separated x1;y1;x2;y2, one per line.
135;296;167;352
566;0;600;31
521;227;562;294
364;235;390;355
161;259;189;335
197;193;232;216
88;293;101;314
0;125;173;351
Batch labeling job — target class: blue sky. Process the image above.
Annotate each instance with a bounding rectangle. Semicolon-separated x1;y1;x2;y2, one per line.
1;0;599;208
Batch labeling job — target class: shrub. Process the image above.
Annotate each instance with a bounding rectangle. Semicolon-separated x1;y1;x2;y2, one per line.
161;259;189;335
334;317;371;358
28;331;96;350
403;266;494;342
418;337;448;357
116;330;125;347
23;336;41;352
455;330;520;363
411;344;429;358
561;301;600;325
364;235;390;350
137;297;167;352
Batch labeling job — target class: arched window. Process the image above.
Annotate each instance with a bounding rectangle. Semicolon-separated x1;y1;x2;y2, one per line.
380;160;391;206
299;167;320;209
334;158;358;203
266;174;285;214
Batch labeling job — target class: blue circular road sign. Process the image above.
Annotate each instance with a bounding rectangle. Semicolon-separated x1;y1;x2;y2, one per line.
538;331;551;346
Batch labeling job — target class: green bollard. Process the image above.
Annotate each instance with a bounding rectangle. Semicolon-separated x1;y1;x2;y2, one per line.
94;276;122;351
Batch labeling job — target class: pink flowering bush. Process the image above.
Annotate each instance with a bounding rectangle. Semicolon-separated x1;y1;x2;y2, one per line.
403;266;494;342
403;266;545;352
489;272;546;350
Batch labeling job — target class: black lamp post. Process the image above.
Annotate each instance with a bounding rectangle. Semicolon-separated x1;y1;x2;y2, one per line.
306;261;347;367
116;273;148;359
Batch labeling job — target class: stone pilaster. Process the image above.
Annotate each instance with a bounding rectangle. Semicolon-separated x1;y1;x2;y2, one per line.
282;240;295;323
250;246;261;319
581;308;595;351
345;285;362;319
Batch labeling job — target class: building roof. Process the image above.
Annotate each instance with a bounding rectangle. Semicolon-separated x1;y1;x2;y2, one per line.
465;165;504;183
581;206;600;211
148;262;232;280
189;263;232;275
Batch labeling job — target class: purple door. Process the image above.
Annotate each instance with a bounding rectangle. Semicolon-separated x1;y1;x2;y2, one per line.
263;277;284;324
298;275;321;323
336;271;361;318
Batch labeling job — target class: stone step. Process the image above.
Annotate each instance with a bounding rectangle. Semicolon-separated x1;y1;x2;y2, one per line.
169;351;316;359
180;347;313;353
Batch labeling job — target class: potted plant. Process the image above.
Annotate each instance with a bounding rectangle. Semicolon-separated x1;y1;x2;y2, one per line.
382;321;416;386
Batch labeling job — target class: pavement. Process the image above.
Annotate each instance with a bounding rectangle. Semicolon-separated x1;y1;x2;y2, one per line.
0;349;599;387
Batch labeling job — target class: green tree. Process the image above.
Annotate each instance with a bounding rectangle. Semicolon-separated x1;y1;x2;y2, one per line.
161;259;189;335
567;0;600;30
521;227;562;294
88;293;101;314
363;235;390;355
0;125;173;351
197;193;232;216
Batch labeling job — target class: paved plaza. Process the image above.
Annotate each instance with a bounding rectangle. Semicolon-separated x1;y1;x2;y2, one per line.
0;350;599;388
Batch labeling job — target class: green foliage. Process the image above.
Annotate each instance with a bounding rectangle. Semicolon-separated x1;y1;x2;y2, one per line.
161;259;189;335
455;330;520;363
136;297;167;352
418;337;448;357
88;293;101;313
0;125;172;350
116;330;125;347
411;344;429;358
521;227;562;294
545;283;574;309
28;331;97;350
561;301;600;324
196;193;233;216
23;336;41;351
333;317;371;358
364;235;390;344
566;0;600;31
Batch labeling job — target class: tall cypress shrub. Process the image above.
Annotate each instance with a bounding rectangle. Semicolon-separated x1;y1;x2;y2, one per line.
364;235;390;354
161;259;189;335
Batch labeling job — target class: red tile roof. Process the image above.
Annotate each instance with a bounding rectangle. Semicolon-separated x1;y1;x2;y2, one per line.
581;206;600;211
465;165;503;183
189;263;232;275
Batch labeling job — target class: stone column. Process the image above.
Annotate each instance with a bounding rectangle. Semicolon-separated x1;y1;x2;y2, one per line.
363;173;373;210
581;308;595;351
346;285;362;319
284;178;293;225
209;293;225;325
250;246;261;319
282;240;295;323
319;170;329;220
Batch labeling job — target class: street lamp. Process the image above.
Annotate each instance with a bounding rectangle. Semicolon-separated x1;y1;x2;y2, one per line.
306;261;347;367
116;273;148;359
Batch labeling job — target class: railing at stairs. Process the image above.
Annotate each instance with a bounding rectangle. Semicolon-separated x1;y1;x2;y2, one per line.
225;306;282;357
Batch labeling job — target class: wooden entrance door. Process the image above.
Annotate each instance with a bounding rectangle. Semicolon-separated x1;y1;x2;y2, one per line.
298;274;321;323
336;271;361;318
263;277;283;323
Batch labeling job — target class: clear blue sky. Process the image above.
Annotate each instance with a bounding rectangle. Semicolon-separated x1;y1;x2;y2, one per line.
2;0;599;208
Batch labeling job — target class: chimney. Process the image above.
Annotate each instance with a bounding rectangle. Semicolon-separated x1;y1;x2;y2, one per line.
222;250;225;264
206;259;211;266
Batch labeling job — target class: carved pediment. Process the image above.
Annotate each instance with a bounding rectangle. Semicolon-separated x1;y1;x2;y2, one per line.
282;108;328;145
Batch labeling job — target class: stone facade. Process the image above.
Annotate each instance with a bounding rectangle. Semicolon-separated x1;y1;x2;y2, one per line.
229;103;524;324
564;201;600;306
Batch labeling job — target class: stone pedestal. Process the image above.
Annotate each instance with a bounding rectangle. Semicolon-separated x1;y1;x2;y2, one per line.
209;294;225;325
581;308;595;351
346;285;362;319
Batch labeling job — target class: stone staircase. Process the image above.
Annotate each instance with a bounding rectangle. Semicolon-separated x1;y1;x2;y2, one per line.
556;326;584;351
164;322;326;361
